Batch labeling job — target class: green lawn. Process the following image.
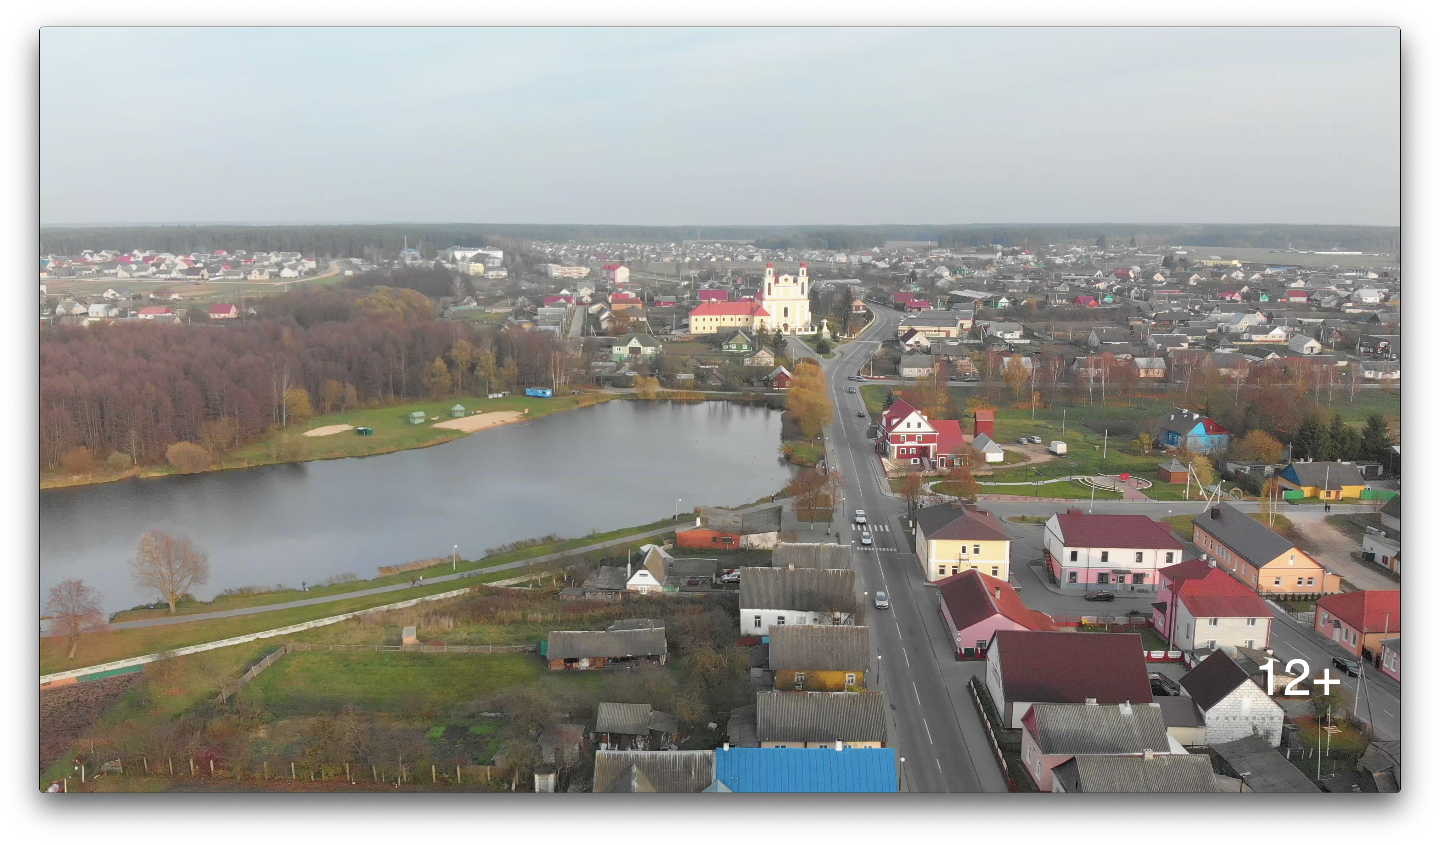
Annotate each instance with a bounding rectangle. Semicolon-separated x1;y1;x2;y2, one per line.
986;479;1121;500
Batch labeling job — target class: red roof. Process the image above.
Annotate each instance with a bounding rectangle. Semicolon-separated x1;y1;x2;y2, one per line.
212;249;226;256
1157;558;1214;587
973;408;995;423
1073;295;1098;306
879;398;922;432
991;631;1154;705
698;289;730;302
1053;511;1185;550
937;570;1056;634
138;306;172;315
1200;417;1228;435
208;303;237;315
932;419;965;456
610;291;638;301
1317;590;1400;633
892;292;916;303
689;301;768;318
1175;569;1270;619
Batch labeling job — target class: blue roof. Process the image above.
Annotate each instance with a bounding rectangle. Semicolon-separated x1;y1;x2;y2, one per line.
714;747;897;793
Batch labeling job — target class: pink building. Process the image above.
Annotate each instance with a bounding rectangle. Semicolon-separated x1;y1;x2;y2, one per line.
1314;590;1400;659
937;570;1056;659
1042;509;1186;593
1020;702;1173;791
1152;560;1272;655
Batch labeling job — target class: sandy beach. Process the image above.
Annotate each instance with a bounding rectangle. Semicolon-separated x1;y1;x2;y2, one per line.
431;410;527;433
303;424;355;437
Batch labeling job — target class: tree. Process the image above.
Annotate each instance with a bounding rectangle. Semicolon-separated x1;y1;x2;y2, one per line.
105;451;133;471
1188;454;1216;491
1095;234;1107;249
1259;476;1283;527
899;472;926;521
165;441;211;473
632;375;661;399
1230;430;1283;464
944;462;980;501
130;531;211;614
272;433;309;463
45;578;104;659
787;468;829;524
423;357;452;397
320;379;345;415
1325;413;1359;462
814;337;832;355
283;386;314;424
1003;355;1030;402
199;417;240;456
1133;431;1154;454
1359;413;1394;466
1292;413;1323;461
343;383;359;411
450;339;475;394
59;446;95;475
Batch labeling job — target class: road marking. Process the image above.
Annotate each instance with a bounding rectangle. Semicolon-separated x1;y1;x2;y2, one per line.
1382;708;1395;717
904;648;911;667
924;718;934;744
912;681;922;705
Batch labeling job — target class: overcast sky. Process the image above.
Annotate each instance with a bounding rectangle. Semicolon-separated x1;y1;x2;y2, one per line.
40;27;1399;227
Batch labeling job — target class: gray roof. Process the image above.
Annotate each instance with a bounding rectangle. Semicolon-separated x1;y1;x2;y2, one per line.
1380;636;1400;655
1192;502;1296;569
1179;651;1253;711
1051;754;1216;793
700;504;783;535
768;625;870;672
756;691;888;744
915;504;1011;542
546;627;667;660
1284;461;1366;490
899;353;934;370
583;566;629;591
1027;703;1171;755
772;542;851;570
595;702;655;735
739;567;855;613
592;750;715;793
1154;695;1205;729
1210;735;1321;793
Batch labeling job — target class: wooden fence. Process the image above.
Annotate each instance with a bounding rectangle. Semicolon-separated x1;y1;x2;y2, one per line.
287;643;535;654
68;754;510;790
217;643;295;703
966;676;1016;792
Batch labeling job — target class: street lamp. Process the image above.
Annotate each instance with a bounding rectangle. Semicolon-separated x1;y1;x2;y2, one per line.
453;544;458;572
675;498;683;522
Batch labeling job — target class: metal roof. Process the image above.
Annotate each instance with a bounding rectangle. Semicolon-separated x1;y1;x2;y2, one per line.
592;750;715;793
714;747;897;792
1051;753;1216;793
1179;651;1254;712
915;504;1011;542
1210;735;1320;793
767;625;870;673
739;567;856;613
991;631;1154;706
1192;503;1296;568
546;627;667;660
1026;703;1170;755
755;691;888;744
595;702;653;736
771;542;851;570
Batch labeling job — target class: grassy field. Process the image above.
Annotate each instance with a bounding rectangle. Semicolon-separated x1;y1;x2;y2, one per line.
982;479;1122;500
42;392;611;489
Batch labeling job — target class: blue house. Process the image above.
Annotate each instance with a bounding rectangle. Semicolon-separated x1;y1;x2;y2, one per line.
1159;408;1230;454
713;747;897;792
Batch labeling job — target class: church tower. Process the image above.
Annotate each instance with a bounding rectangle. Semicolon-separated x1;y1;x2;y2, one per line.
758;261;812;334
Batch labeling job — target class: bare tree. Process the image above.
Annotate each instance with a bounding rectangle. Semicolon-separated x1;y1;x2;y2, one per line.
130;531;211;614
45;578;105;659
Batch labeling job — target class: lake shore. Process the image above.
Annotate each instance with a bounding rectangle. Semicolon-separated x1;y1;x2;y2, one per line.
40;392;613;491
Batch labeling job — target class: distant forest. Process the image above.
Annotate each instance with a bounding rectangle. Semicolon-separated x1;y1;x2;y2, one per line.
39;222;1400;256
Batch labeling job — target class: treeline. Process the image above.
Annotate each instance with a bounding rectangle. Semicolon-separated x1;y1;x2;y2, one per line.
38;225;503;261
40;287;570;470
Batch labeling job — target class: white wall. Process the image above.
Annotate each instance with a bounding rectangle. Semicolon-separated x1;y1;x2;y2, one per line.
741;608;822;637
1175;604;1270;653
1203;683;1285;747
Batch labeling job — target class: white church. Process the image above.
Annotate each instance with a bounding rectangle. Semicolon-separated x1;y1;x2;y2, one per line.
688;262;813;335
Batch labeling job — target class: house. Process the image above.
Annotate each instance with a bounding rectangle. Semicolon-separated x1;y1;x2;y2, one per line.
754;690;888;748
1377;637;1400;682
767;366;793;389
930;419;968;470
712;747;897;792
1088;327;1131;349
537;724;586;767
593;702;679;751
1361;520;1400;574
768;625;869;691
1287;334;1322;355
971;432;1005;463
1191;504;1340;596
972;408;995;437
1158;458;1189;484
1019;702;1178;791
898;311;969;337
1276;461;1366;500
898;353;935;378
611;332;661;362
1041;509;1186;592
577;565;628;601
937;569;1055;658
1178;651;1285;747
914;503;1012;582
742;347;776;368
625;544;675;593
136;306;173;320
1154;696;1208;747
720;329;755;353
1050;753;1216;793
1209;736;1320;793
592;750;716;793
1133;357;1167;379
1313;590;1400;659
544;625;668;670
739;567;857;636
1159;408;1230;454
878;398;937;463
208;303;238;320
694;505;783;549
1357;739;1401;793
898;328;932;350
698;289;730;302
771;542;851;570
985;631;1153;728
1152;560;1272;654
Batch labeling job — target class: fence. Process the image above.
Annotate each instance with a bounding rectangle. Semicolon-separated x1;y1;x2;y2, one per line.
966;677;1017;793
65;753;511;790
287;643;534;655
217;643;295;703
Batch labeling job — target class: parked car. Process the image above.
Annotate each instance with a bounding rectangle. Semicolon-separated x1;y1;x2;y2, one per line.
860;531;873;545
854;510;867;524
1333;656;1361;677
962;375;979;382
1084;590;1116;602
1149;673;1183;696
720;570;740;584
874;591;890;609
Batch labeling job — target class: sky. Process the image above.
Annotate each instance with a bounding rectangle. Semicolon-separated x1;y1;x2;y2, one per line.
39;27;1400;227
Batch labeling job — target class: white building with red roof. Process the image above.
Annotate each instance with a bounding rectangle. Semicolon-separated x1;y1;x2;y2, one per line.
687;263;810;335
207;303;238;320
1152;560;1271;655
1042;508;1186;593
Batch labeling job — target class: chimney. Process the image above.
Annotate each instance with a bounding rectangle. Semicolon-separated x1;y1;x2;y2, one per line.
1211;507;1221;519
835;740;843;752
994;587;1002;600
1208;558;1216;568
1084;697;1098;705
1143;748;1154;761
723;742;730;751
1119;700;1132;716
1067;508;1083;516
626;563;632;579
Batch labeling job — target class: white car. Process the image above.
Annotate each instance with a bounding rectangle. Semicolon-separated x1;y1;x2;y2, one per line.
874;591;889;609
860;531;873;545
854;510;867;524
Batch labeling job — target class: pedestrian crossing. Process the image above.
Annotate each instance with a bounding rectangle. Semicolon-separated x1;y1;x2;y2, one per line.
850;522;897;551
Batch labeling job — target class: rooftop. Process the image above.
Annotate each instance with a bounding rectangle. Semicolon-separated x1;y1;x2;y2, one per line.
1192;503;1296;569
1051;511;1184;551
991;631;1153;706
713;747;897;792
768;625;870;673
755;691;888;745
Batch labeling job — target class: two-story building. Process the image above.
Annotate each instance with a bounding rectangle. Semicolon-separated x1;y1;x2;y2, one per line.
1151;559;1272;654
877;398;937;463
1191;503;1341;596
1042;509;1186;592
1314;590;1400;659
1019;702;1179;792
914;503;1012;582
1178;651;1285;747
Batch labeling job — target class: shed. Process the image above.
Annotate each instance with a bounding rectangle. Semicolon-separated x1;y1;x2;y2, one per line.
973;408;995;437
450;404;466;418
1159;458;1189;484
408;411;427;424
355;427;374;436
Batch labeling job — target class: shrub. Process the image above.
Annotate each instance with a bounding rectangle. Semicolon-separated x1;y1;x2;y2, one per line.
165;441;212;473
105;451;134;471
59;446;95;474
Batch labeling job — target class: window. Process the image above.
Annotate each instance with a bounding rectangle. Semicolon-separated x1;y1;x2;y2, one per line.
1165;552;1175;563
1247;618;1256;626
1206;640;1217;650
991;567;1000;577
794;672;805;686
1069;550;1079;562
1100;551;1110;563
1097;573;1110;585
1306;577;1315;587
1274;578;1281;587
845;673;857;686
973;545;981;554
1135;552;1144;563
976;639;988;651
1067;572;1077;584
938;566;947;576
753;616;762;629
776;616;786;625
1133;574;1146;586
1209;618;1218;626
1245;640;1255;649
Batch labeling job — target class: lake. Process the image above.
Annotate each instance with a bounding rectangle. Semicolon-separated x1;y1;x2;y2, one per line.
40;399;794;612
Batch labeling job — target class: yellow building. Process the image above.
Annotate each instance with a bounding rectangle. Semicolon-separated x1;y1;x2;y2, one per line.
1192;503;1342;596
914;503;1012;583
768;625;869;692
688;262;812;335
1277;462;1367;500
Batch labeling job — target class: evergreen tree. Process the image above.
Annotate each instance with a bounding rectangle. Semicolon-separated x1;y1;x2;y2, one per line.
1292;413;1322;460
1095;234;1107;249
1359;413;1394;463
1162;253;1174;270
1239;401;1263;437
1326;413;1358;461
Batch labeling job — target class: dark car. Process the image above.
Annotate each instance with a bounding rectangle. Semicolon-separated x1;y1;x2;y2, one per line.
1333;656;1361;677
1084;590;1116;602
1149;672;1183;696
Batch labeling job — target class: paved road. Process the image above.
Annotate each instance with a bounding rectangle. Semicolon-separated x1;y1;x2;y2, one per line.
791;307;1007;793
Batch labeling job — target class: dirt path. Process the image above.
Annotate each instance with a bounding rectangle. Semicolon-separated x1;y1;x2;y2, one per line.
1288;514;1398;591
302;424;354;437
431;410;527;433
